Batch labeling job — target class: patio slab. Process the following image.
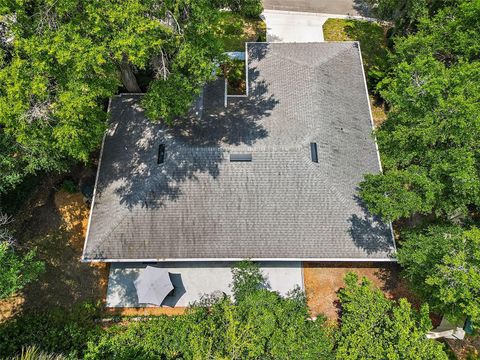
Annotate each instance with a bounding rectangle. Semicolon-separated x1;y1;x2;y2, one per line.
106;261;303;308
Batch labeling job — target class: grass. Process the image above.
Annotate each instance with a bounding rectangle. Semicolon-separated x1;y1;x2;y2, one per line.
215;12;266;52
323;18;390;127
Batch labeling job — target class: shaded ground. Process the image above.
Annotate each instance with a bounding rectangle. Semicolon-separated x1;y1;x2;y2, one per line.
303;262;423;322
215;12;266;52
0;173;108;322
370;95;388;127
447;336;480;359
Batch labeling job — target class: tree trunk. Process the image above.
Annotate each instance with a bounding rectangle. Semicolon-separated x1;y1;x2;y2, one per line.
119;55;141;93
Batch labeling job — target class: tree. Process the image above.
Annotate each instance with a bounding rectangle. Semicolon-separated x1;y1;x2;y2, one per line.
0;0;228;193
230;260;267;302
0;213;44;299
363;0;454;35
211;0;264;18
336;273;448;360
397;225;480;325
359;0;480;221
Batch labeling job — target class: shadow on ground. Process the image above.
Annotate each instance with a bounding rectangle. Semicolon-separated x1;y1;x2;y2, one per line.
0;177;108;321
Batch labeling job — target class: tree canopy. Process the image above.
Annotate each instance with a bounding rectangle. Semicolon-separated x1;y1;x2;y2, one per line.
336;273;448;360
397;224;480;325
359;0;480;222
0;0;263;194
363;0;455;35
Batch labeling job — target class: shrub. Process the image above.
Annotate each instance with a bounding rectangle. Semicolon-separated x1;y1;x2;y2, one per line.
60;179;77;194
0;303;100;358
336;273;448;360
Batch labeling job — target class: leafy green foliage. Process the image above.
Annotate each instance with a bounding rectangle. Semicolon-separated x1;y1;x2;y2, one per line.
0;216;44;299
336;273;448;360
360;167;439;221
223;59;246;95
214;11;266;52
359;0;480;221
214;0;264;18
363;0;434;34
143;73;202;125
0;242;44;300
85;262;335;359
60;179;77;194
398;225;480;325
230;260;266;302
0;302;99;358
0;0;230;192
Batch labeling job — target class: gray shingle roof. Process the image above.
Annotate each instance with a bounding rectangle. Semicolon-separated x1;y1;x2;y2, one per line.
83;42;395;261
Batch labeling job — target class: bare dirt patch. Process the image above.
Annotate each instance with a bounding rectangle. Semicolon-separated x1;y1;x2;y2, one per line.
370;95;388;128
303;262;421;322
0;182;108;322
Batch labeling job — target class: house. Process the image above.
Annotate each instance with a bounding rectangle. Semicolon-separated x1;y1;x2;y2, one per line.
82;42;396;307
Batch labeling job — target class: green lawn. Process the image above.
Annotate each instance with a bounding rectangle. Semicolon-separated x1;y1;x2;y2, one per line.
215;12;266;52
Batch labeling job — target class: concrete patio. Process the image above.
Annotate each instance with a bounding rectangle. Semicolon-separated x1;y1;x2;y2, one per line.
106;261;303;308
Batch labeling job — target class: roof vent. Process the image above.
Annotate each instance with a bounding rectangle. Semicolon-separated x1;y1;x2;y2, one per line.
230;153;252;162
157;144;165;164
310;143;318;163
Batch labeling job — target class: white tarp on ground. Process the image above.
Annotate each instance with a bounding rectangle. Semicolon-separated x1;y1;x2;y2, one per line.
106;261;303;308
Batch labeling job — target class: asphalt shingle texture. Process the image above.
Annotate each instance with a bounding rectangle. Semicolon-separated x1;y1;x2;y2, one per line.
83;42;395;261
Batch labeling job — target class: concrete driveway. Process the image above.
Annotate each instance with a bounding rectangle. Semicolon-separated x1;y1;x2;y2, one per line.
106;261;303;308
263;0;368;16
263;10;327;42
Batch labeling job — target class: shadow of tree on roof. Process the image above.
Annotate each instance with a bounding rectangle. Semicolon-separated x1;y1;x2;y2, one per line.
348;196;395;256
97;50;277;211
170;44;273;147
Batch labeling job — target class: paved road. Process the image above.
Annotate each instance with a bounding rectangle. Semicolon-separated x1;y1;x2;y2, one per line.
263;0;369;16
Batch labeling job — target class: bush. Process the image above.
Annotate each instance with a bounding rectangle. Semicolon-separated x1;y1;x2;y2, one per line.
222;0;263;18
85;262;335;359
60;179;77;193
230;260;267;302
0;303;100;358
336;273;448;360
0;243;44;300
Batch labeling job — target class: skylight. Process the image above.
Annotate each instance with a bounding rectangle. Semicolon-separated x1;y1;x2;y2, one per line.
310;143;318;163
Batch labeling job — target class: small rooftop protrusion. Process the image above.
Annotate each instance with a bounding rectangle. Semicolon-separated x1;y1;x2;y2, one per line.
310;143;318;163
157;144;165;164
230;153;252;162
